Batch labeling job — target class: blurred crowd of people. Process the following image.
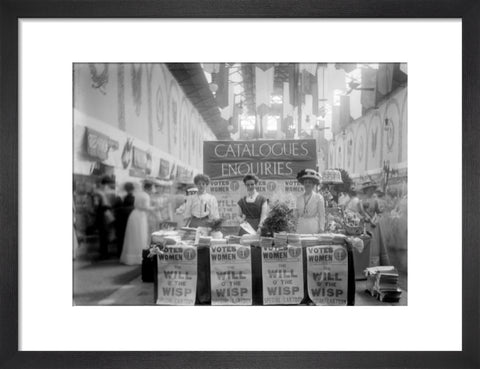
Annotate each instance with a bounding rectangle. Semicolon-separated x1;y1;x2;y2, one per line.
73;175;199;264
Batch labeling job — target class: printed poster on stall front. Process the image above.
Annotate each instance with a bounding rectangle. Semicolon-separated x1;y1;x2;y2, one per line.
156;244;197;305
261;245;304;305
306;245;348;306
210;244;253;305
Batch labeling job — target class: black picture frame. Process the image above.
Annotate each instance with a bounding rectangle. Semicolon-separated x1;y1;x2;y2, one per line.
1;1;479;368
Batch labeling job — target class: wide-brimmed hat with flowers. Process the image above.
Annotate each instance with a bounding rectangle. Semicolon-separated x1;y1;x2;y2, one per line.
360;180;378;192
296;169;321;185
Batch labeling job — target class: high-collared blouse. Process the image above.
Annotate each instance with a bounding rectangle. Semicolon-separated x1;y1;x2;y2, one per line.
296;192;325;228
183;192;219;220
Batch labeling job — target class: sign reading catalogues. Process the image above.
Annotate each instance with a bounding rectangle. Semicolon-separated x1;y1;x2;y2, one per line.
203;139;317;180
156;245;197;305
209;244;253;305
261;245;304;305
306;245;348;306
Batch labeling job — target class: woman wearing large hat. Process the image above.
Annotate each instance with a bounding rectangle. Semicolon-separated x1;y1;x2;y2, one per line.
358;180;381;224
295;169;325;234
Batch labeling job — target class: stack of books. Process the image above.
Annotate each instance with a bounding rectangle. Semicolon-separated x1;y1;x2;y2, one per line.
300;235;319;247
210;238;227;247
226;235;242;244
287;233;301;247
179;227;197;243
151;230;180;245
197;236;212;247
364;266;402;302
260;237;274;248
273;233;288;247
240;234;260;246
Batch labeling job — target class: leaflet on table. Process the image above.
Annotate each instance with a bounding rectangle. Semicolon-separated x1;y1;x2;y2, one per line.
239;221;257;235
209;244;253;305
156;244;197;305
261;245;304;305
306;245;348;306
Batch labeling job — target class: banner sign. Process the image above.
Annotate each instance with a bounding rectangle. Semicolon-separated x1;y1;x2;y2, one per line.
210;244;253;305
156;244;197;305
306;245;348;306
85;128;118;161
203;140;317;180
261;245;304;305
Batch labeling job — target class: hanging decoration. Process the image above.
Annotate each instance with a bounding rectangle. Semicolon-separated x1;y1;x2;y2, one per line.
131;64;142;116
121;138;134;169
117;64;126;130
371;125;378;158
89;63;109;95
358;135;364;162
155;85;165;132
386;121;395;152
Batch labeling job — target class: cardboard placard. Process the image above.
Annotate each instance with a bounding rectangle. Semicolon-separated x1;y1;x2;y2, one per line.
156;244;197;305
210;244;253;305
261;245;304;305
306;245;348;306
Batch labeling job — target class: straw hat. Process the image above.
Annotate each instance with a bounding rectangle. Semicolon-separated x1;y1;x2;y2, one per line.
360;181;378;192
296;169;321;185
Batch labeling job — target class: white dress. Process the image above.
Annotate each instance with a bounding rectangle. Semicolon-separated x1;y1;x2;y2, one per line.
296;192;326;234
120;191;151;265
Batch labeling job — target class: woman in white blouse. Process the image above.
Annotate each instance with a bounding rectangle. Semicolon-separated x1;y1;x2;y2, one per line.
295;169;325;234
183;174;219;228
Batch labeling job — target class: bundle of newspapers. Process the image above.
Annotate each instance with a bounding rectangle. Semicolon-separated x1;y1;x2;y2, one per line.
364;266;402;302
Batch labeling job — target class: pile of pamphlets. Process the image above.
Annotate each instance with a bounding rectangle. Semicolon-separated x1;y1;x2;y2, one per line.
364;266;402;302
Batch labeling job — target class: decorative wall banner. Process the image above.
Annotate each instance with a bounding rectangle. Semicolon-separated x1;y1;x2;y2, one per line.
261;245;304;305
156;245;198;305
158;158;170;179
121;138;133;169
85;128;118;161
203;139;317;180
176;165;194;184
306;244;349;306
132;146;148;170
210;244;253;305
131;64;143;116
89;63;109;95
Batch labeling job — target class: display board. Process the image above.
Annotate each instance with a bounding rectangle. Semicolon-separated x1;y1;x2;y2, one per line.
306;245;349;306
261;245;304;305
156;244;198;305
209;244;253;305
203;140;317;226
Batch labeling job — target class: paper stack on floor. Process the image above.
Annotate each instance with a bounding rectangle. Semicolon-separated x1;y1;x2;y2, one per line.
364;266;402;303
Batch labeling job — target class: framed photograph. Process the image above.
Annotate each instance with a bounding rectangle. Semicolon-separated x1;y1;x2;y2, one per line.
2;1;479;368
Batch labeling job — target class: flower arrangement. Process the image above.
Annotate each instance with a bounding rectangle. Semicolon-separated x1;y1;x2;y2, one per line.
260;202;296;237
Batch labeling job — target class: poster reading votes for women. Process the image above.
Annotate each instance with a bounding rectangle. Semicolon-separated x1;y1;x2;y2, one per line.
306;245;348;306
261;245;304;305
210;244;253;305
203;140;317;226
156;244;197;305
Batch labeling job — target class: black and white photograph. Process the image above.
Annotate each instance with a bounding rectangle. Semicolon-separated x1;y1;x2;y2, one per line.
3;9;475;367
73;62;408;307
